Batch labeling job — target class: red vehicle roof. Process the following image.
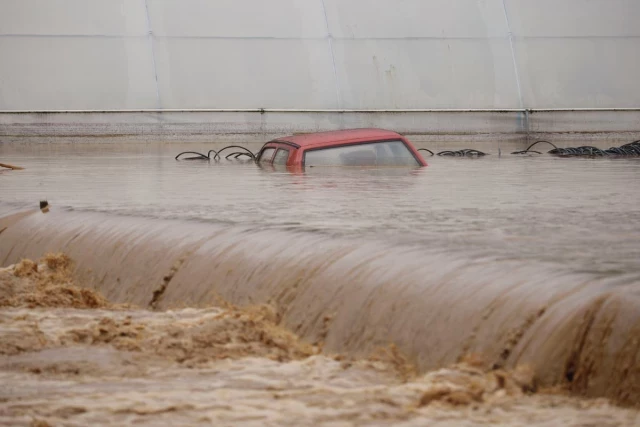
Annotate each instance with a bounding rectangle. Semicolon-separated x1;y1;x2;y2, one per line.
261;128;427;167
274;128;403;149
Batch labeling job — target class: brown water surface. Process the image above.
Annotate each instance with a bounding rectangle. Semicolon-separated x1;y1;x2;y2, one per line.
1;142;639;274
1;142;640;424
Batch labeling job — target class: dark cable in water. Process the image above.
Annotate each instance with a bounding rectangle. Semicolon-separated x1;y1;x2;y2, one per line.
174;151;211;161
418;148;488;157
176;139;640;163
235;152;254;159
511;140;558;155
417;148;434;156
225;152;255;160
512;139;640;157
437;149;488;157
175;146;255;162
213;146;256;161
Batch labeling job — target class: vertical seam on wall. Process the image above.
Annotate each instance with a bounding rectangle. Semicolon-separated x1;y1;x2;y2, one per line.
501;0;524;110
144;0;161;108
320;0;342;108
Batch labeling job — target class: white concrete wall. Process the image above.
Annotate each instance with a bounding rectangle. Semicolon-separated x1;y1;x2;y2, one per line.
0;0;639;110
0;0;157;109
507;0;640;108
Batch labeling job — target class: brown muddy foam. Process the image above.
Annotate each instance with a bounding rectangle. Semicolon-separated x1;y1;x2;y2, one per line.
1;255;639;425
0;253;109;310
1;208;640;408
3;309;636;426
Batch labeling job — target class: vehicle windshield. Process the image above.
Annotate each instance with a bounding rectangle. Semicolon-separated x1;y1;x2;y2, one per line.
304;140;419;167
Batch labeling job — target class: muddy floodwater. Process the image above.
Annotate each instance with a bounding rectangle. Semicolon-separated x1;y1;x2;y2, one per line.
2;143;640;274
1;142;640;425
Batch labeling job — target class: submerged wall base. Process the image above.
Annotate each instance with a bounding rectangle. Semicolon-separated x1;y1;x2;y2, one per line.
2;110;640;147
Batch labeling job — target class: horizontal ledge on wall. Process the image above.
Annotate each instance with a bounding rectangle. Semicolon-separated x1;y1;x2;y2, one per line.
2;35;640;40
2;108;640;114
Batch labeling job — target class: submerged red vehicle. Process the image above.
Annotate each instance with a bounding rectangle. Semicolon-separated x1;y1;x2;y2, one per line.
256;128;427;168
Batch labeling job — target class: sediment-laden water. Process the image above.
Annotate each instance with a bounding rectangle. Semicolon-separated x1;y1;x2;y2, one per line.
1;143;639;424
0;254;638;426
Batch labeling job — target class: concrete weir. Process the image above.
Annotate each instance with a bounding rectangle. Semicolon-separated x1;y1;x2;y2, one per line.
1;207;640;406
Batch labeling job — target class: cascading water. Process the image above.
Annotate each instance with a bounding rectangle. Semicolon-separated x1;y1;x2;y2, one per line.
2;206;639;405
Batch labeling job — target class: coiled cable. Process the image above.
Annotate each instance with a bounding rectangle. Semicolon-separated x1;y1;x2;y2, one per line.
175;146;255;161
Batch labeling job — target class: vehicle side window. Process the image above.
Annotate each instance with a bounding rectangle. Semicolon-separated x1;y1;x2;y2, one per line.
259;147;275;163
304;140;419;167
273;148;290;165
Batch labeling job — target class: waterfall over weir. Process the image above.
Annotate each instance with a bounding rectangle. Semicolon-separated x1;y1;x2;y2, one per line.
1;206;639;406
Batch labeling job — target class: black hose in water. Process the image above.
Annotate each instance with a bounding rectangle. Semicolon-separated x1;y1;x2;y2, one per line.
417;148;434;156
213;146;256;161
175;146;255;162
225;152;255;160
174;151;211;161
548;140;640;157
437;149;488;157
177;139;640;163
511;140;558;155
511;139;640;157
